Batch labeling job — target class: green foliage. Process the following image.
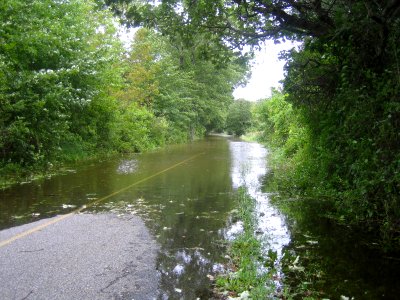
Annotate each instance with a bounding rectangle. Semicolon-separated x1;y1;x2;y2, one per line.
281;16;400;250
117;28;160;108
256;33;400;250
254;91;307;152
253;92;313;194
226;100;253;136
0;4;249;185
114;103;167;152
0;0;123;168
122;28;249;142
106;0;242;64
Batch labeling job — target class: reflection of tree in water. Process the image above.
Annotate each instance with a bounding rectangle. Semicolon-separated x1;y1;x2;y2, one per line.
97;138;236;298
277;198;400;299
151;207;228;299
156;247;224;299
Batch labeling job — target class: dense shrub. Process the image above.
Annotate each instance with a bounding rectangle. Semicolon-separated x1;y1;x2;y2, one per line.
256;36;400;250
0;0;123;167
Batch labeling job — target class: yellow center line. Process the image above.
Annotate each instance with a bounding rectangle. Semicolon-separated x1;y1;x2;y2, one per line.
0;152;205;249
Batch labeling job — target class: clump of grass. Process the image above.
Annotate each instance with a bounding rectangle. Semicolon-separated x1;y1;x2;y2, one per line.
215;187;276;298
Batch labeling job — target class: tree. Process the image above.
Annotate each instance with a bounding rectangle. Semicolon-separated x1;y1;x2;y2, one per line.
117;28;160;108
0;0;123;167
226;100;252;136
119;27;250;142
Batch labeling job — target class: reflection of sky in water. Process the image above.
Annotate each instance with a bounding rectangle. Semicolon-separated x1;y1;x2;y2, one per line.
225;220;244;240
229;141;290;256
116;159;138;174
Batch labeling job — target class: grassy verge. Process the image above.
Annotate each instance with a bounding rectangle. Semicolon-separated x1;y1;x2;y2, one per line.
215;187;276;299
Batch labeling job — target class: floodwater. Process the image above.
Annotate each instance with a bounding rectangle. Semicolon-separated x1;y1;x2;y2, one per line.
0;136;399;299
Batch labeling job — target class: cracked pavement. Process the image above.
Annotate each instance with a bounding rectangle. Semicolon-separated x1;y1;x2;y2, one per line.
0;213;159;300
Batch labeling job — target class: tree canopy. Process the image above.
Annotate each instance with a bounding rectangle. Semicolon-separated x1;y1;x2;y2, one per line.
105;1;400;46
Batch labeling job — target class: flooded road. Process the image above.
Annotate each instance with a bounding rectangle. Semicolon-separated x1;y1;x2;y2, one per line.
1;136;277;299
1;136;399;299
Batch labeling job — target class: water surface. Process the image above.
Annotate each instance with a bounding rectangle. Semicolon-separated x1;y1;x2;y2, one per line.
1;136;399;299
1;137;249;298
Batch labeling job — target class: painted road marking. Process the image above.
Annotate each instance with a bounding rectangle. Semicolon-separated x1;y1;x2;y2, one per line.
0;152;205;249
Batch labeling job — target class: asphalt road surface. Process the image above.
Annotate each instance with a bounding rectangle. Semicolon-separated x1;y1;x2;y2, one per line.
0;213;159;300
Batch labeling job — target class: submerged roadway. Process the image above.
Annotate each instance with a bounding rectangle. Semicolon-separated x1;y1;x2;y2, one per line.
0;153;207;299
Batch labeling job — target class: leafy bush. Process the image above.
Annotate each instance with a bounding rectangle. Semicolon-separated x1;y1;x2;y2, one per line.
256;32;400;251
114;104;166;153
0;0;123;167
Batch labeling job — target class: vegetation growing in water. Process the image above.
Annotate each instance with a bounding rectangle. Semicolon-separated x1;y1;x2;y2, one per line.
216;188;276;299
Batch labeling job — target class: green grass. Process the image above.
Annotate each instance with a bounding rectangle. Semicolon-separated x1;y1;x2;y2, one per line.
216;187;276;298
